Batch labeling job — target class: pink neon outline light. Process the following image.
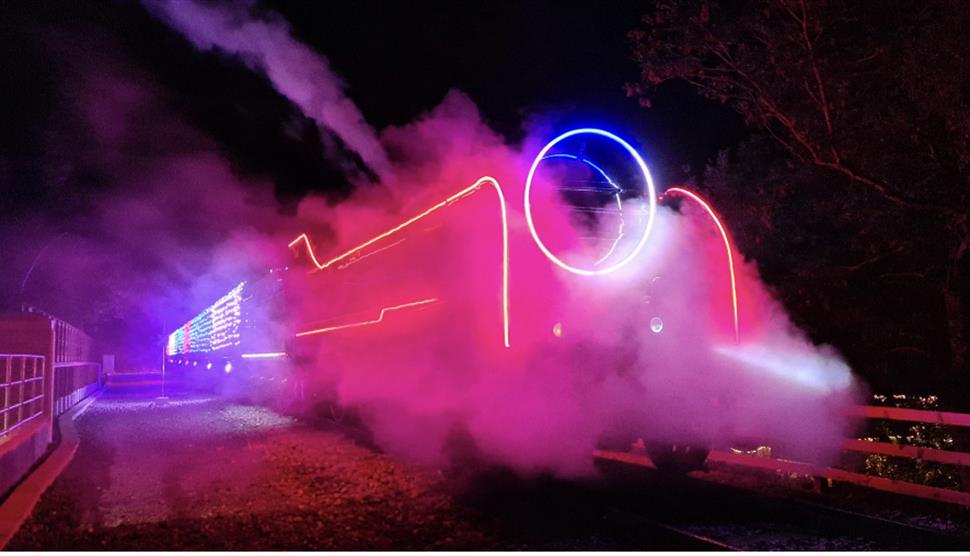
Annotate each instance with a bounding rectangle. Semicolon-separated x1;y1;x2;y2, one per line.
289;176;510;347
661;187;740;344
525;128;658;276
295;298;439;337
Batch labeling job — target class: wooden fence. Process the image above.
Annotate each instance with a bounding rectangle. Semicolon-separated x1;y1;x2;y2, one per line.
595;404;970;506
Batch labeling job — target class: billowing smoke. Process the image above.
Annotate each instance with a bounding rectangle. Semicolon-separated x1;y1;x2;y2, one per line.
10;0;862;476
144;0;391;179
0;10;295;367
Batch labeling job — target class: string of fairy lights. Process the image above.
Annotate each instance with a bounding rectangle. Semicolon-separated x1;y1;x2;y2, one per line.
166;282;246;356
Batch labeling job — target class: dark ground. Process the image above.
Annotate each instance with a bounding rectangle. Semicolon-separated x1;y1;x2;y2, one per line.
5;376;710;550
8;375;970;550
8;379;499;550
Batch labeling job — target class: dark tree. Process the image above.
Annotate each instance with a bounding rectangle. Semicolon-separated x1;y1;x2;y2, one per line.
629;1;970;394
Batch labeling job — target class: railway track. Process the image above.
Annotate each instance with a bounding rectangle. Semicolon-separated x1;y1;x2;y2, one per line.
447;466;740;550
594;450;970;550
295;403;967;549
600;507;740;550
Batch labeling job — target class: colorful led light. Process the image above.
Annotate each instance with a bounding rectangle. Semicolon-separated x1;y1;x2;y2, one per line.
291;176;510;347
166;281;246;355
167;331;178;357
211;282;245;351
525;128;657;276
295;298;439;337
661;187;740;343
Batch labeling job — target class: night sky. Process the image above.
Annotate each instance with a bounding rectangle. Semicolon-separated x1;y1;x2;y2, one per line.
0;0;753;369
1;0;745;213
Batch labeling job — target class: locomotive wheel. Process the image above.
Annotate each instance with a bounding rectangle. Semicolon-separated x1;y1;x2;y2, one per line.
644;442;710;473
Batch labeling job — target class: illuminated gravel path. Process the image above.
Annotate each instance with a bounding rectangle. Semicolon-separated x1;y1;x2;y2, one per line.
6;379;498;550
8;377;785;550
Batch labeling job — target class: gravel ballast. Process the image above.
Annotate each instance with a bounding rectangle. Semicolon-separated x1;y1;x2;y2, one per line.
6;389;499;550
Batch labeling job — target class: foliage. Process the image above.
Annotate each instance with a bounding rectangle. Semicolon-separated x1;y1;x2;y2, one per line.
862;394;963;490
629;0;969;200
629;1;970;393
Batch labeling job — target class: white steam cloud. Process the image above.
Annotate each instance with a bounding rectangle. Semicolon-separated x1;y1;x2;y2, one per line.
145;0;391;178
139;1;863;476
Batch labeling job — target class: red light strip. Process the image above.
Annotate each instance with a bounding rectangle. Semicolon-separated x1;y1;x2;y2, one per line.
290;176;510;347
295;298;439;337
661;187;740;343
337;238;405;270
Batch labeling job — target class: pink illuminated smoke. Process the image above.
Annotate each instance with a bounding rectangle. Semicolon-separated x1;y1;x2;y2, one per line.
145;0;391;178
145;1;863;476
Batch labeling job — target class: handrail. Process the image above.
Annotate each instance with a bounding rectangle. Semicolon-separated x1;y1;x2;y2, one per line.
52;361;102;369
851;405;970;428
706;449;970;507
842;438;970;467
0;355;46;439
595;405;970;508
709;404;970;506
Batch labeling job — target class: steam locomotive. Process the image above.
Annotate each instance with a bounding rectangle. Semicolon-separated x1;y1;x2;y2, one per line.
166;128;841;471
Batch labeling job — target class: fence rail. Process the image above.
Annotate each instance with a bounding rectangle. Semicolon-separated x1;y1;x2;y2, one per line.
597;403;970;507
53;362;100;416
850;405;970;428
706;449;970;507
713;404;970;506
0;354;46;440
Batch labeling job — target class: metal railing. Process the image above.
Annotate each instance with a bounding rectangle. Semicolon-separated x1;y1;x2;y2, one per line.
53;361;100;416
0;354;46;439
